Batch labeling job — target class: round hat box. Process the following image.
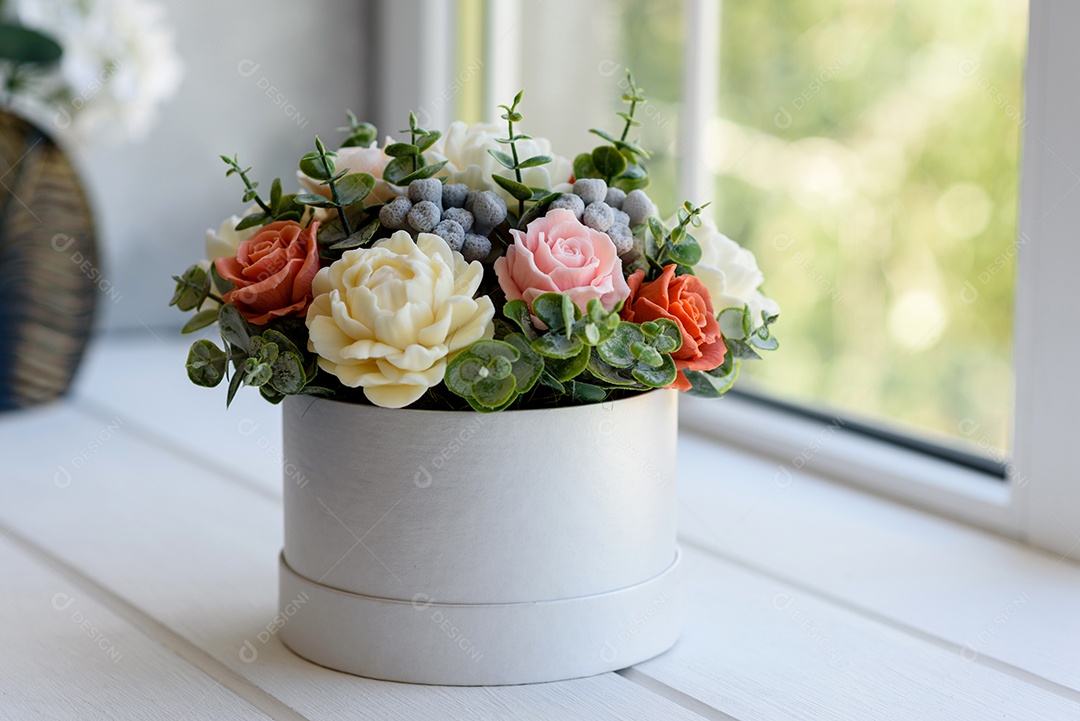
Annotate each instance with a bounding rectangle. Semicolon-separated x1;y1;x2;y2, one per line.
278;390;682;685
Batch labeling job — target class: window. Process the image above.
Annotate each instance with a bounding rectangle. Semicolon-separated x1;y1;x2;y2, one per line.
377;0;1080;561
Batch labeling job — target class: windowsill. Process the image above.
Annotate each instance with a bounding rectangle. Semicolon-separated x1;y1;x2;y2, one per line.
1;330;1078;719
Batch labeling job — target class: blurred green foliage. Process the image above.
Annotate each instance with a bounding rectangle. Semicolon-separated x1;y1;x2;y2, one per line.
619;0;1026;454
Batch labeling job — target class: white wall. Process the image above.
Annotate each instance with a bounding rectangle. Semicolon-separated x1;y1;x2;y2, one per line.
81;0;373;331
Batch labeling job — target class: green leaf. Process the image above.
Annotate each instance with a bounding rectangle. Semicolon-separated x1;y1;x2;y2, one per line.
491;174;534;202
0;24;62;65
631;341;664;368
718;306;749;341
181;309;219;334
170;265;210;312
684;361;740;399
573;152;599;180
335;172;375;206
587;354;641;387
532;293;578;333
270;351;306;394
218;303;250;353
381;156;414;185
186;340;227;388
269;178;283;213
503;299;538;339
532;333;583;360
503;333;543;394
631;355;677;388
396;159;449;185
259;384;285;405
589;128;619;145
261;329;302;359
726;338;762;361
294;193;336;209
329;218;381;250
570;381;607;404
545;345;590;382
299;152;335;181
597;322;643;368
517;154;552;169
516;192;560;230
234;213;268;231
648;318;683;354
487;148;517;170
749;332;779;351
667;235;702;265
384;142;420;157
471;374;516;408
225;363;244;407
415;131;441;152
592;145;628;180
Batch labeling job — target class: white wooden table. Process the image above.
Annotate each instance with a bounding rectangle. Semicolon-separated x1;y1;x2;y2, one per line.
3;332;1080;720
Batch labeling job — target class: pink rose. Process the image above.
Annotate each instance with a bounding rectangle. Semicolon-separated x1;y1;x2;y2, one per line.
494;208;630;322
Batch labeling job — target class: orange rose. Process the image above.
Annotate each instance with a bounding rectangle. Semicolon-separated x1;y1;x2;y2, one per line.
621;265;727;391
214;220;320;325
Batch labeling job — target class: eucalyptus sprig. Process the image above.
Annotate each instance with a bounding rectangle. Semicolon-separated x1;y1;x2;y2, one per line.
219;155;304;231
574;71;652;191
382;112;447;184
185;304;322;407
641;200;709;277
338;111;377;148
294;136;376;238
488;90;554;221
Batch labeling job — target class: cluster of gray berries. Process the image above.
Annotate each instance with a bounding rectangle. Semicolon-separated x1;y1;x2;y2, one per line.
549;179;656;261
379;178;507;262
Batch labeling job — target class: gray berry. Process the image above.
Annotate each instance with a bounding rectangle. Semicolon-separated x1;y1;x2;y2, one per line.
461;233;492;262
407;200;441;233
549;193;585;220
582;201;615;232
620;237;643;264
470;190;507;234
606;223;634;254
408;178;442;209
604;186;626;209
442;207;474;233
379;195;412;230
443;183;469;209
434;219;465;252
573;178;607;206
613;209;630;227
622;189;654;227
463;190;479;212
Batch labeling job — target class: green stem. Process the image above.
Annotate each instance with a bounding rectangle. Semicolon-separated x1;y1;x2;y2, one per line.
507;115;524;219
620;98;637;142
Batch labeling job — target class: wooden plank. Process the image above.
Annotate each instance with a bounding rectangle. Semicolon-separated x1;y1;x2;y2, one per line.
675;432;1080;696
632;545;1080;721
0;404;701;721
0;540;273;721
75;332;282;497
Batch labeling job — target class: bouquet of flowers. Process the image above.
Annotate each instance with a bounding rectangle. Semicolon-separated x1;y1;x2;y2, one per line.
171;74;778;411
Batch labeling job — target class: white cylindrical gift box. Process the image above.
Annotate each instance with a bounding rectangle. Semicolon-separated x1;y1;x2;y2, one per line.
279;390;681;685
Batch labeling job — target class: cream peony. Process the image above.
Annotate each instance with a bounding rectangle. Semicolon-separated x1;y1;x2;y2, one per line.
305;231;495;408
297;138;397;205
427;121;573;203
691;217;779;327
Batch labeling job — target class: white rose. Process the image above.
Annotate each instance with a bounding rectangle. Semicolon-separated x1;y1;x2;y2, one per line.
305;231;495;408
427;121;573;203
297;138;398;205
692;218;779;327
205;215;257;263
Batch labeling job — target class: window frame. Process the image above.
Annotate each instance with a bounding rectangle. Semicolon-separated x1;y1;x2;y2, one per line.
374;0;1078;559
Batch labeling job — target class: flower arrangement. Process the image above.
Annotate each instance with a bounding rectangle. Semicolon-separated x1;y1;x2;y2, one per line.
171;74;778;411
0;0;182;144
